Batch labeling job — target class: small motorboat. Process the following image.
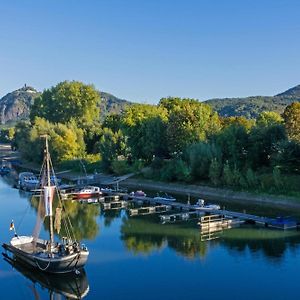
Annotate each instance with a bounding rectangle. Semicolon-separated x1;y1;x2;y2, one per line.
193;199;221;211
18;172;39;191
73;186;102;199
130;190;147;197
154;193;176;202
0;166;11;175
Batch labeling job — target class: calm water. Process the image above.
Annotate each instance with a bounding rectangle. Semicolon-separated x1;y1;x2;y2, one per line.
1;175;300;300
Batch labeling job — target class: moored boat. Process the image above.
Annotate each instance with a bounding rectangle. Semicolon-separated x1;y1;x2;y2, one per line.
0;165;11;175
18;172;39;191
2;136;89;273
193;199;221;211
73;186;101;199
130;190;147;197
154;193;176;202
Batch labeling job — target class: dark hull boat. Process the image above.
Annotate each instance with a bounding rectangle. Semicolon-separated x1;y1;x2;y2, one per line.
3;236;88;273
3;252;89;299
2;136;89;273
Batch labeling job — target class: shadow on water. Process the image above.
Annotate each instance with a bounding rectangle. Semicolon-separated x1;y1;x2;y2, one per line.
2;253;89;299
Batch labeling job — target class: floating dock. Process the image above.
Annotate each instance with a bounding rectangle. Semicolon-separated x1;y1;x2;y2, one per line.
130;196;298;230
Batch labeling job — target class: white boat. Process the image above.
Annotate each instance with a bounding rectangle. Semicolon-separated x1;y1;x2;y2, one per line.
73;186;101;199
193;199;221;211
130;190;147;197
154;193;176;202
18;172;39;191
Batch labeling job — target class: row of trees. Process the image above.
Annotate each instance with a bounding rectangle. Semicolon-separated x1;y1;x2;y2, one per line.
8;81;300;195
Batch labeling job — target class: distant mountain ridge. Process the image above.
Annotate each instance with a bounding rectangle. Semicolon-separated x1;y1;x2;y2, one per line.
204;84;300;118
1;84;300;124
0;86;132;125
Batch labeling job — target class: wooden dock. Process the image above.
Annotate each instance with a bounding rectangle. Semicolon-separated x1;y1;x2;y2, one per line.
159;211;204;224
130;196;298;230
129;205;172;216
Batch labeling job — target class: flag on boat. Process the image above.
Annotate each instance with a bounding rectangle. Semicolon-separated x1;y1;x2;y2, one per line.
9;220;14;231
44;186;55;216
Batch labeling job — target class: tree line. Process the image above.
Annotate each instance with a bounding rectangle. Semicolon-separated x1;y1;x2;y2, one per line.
4;81;300;196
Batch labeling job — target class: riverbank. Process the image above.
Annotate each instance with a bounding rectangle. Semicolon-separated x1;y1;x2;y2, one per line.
122;177;300;210
2;143;299;210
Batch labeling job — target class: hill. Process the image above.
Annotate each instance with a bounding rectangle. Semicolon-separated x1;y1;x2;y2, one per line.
205;85;300;118
0;87;132;125
100;91;131;119
0;85;40;125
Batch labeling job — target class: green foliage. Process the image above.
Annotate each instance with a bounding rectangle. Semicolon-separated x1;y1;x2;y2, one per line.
206;95;300;119
215;124;249;169
122;104;168;161
209;158;222;186
272;167;283;191
221;116;255;131
283;102;300;143
248;124;286;170
97;127;127;169
30;81;100;128
256;111;283;127
245;168;258;188
186;142;221;180
160;159;190;182
0;127;15;143
272;140;300;173
14;117;85;163
111;160;131;175
160;98;221;154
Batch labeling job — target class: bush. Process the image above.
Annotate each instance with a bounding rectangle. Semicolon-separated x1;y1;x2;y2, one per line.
160;159;191;182
209;158;222;186
111;160;131;175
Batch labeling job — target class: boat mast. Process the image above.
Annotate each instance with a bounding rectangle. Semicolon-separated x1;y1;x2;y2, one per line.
44;136;54;249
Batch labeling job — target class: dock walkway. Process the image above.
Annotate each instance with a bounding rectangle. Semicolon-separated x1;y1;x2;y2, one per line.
130;196;298;229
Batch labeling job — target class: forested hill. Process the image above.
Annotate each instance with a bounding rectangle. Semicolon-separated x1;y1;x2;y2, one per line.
100;91;131;119
205;84;300;119
0;86;132;125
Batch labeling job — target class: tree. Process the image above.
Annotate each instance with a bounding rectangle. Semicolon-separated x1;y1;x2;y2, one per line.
159;98;221;154
30;81;100;128
256;111;283;127
14;118;85;163
122;104;168;161
97;128;127;169
248;124;286;170
283;102;300;143
215;124;249;169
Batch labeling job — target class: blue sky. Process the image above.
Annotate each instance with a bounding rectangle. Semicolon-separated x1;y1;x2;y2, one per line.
0;0;300;103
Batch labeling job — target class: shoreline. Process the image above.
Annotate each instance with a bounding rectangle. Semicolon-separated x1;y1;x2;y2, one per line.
2;143;300;210
122;178;300;210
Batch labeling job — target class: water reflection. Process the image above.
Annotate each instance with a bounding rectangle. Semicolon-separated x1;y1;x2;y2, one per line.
30;196;101;241
221;228;300;262
121;215;300;261
120;216;209;259
2;253;89;299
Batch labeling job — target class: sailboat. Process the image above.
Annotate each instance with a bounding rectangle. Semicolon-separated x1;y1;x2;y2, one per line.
2;136;89;273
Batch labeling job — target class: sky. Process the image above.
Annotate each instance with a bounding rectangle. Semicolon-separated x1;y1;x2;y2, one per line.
0;0;300;103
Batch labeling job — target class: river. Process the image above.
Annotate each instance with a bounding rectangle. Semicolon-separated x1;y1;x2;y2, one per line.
0;174;300;300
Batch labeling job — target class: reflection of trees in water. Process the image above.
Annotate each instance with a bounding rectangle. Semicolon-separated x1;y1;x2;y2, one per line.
221;227;300;262
121;217;300;261
30;196;100;240
120;216;209;259
101;209;122;227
